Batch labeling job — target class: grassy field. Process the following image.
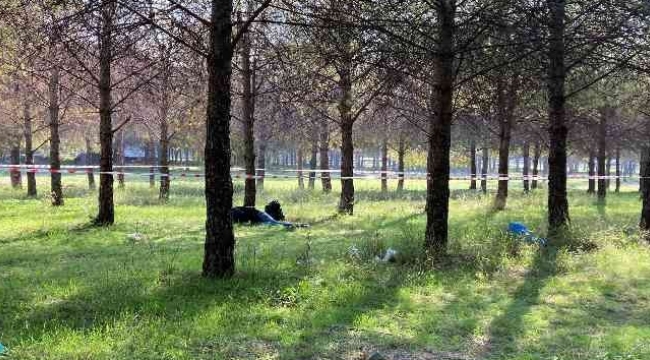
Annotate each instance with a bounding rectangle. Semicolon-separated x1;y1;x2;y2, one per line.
1;176;649;359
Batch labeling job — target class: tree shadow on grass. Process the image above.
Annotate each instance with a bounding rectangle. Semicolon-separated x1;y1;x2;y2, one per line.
481;247;559;359
273;268;409;359
596;200;608;221
3;213;424;359
532;272;650;358
7;265;305;347
7;260;416;359
0;220;98;246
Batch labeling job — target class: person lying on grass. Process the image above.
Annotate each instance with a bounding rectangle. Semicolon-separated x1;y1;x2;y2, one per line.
231;200;308;229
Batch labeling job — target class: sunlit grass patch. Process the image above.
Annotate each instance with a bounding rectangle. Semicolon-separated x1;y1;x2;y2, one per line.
0;177;649;359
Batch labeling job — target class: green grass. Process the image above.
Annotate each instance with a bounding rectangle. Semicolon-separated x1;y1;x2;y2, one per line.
1;176;649;359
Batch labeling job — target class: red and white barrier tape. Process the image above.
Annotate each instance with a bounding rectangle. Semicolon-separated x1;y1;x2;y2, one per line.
1;167;647;182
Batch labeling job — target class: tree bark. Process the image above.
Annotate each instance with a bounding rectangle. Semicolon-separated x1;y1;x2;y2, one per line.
95;0;116;226
532;142;541;189
158;59;172;200
588;151;596;194
308;125;318;190
494;76;514;210
256;138;266;190
116;130;125;189
615;146;621;193
523;142;530;193
597;109;608;202
320;121;332;193
49;66;63;206
241;19;256;207
481;145;489;193
159;119;170;201
425;1;455;262
338;65;355;214
547;0;570;232
85;136;96;190
606;156;612;190
641;145;650;241
397;135;405;192
515;157;520;172
24;102;37;197
641;152;646;195
10;142;21;189
297;147;304;189
381;136;388;193
339;119;354;213
469;139;477;190
202;0;235;278
147;136;156;188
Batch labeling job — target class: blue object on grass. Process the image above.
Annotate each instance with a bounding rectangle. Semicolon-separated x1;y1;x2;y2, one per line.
0;342;6;354
508;222;547;245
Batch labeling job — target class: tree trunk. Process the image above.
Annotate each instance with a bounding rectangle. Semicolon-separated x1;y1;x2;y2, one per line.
397;135;405;192
338;65;355;214
469;139;477;190
24;102;37;197
116;130;125;189
641;145;650;241
588;151;596;194
615;147;621;193
308;125;318;190
381;136;388;193
597;110;608;202
606;156;612;190
85;136;96;190
320;121;332;193
494;77;513;210
147;137;156;188
339;119;354;213
532;142;541;189
640;152;647;195
241;20;256;207
481;145;489;193
10;143;21;188
515;157;520;172
256;140;266;190
425;2;455;262
547;0;570;233
49;67;63;206
95;0;116;226
203;0;235;278
523;142;530;193
159;120;170;201
297;147;304;189
372;151;377;171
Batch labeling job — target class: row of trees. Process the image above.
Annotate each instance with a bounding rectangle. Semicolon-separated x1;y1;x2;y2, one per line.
1;0;650;277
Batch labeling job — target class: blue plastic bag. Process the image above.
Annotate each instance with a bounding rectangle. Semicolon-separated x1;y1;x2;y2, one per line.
508;222;531;236
0;342;6;354
508;222;547;245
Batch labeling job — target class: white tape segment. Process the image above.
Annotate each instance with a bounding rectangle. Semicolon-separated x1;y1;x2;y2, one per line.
0;166;647;181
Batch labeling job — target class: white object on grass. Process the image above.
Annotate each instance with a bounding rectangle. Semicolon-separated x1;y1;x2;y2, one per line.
376;248;398;263
127;233;143;241
348;245;361;259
